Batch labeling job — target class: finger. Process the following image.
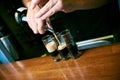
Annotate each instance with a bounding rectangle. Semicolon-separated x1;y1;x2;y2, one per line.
37;19;45;34
28;22;39;34
41;9;56;20
35;0;57;18
30;22;39;34
26;17;39;34
41;3;62;20
30;0;42;9
32;23;39;34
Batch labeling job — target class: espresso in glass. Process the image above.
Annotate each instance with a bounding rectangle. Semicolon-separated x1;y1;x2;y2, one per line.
42;35;60;62
45;40;58;57
60;29;79;59
58;43;69;60
67;44;79;59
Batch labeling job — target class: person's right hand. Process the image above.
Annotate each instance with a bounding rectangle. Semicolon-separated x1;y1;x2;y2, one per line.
26;0;49;34
24;0;112;34
26;4;44;34
27;0;79;34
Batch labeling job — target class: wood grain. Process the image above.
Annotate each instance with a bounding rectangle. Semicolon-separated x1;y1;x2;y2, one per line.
0;43;120;80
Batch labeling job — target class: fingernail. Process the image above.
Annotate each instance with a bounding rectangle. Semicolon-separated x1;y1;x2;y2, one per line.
33;30;38;34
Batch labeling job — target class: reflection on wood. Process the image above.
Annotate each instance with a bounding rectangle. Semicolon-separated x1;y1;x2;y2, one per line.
0;43;120;80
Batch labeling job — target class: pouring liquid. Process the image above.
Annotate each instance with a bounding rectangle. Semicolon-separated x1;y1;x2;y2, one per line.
45;19;61;45
37;4;61;45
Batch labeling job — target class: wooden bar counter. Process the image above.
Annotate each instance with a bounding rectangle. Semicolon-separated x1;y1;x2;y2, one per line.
0;43;120;80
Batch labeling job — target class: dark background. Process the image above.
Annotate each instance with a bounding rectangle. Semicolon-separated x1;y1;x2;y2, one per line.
0;0;48;60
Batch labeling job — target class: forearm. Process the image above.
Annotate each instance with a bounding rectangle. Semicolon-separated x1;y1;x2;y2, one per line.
22;0;113;9
64;0;113;10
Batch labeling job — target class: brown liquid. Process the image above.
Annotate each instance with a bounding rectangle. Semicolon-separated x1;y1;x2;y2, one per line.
52;31;61;45
67;44;78;58
45;41;58;57
45;18;61;45
58;44;69;60
46;41;57;53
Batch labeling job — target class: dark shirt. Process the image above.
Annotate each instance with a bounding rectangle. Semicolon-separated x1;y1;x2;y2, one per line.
52;0;120;42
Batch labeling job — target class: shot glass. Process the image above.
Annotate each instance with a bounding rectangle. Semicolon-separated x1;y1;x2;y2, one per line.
60;29;79;59
57;34;69;61
42;35;60;62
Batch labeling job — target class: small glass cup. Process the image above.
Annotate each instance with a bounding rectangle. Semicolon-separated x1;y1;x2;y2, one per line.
54;32;69;61
60;29;79;59
42;35;60;62
57;39;69;60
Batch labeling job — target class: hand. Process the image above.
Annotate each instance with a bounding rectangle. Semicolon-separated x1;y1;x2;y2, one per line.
26;5;44;34
25;0;111;34
28;0;76;34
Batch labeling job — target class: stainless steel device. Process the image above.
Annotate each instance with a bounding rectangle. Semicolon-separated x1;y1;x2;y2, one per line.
76;35;115;50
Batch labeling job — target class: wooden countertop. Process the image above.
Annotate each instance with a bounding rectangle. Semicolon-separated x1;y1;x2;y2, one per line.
0;43;120;80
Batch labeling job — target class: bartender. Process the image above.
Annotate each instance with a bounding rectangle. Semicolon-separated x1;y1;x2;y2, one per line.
22;0;119;42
